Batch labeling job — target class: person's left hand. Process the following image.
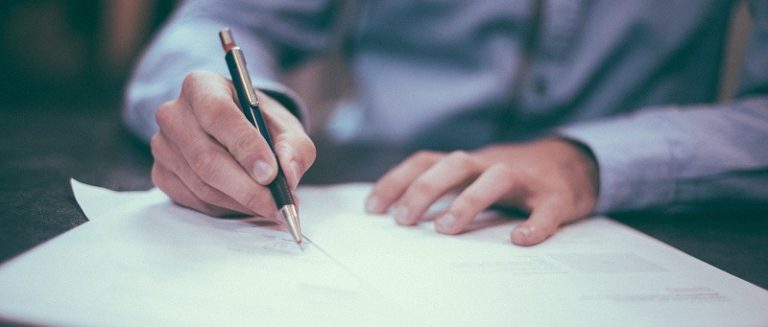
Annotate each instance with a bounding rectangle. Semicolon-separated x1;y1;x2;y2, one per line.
365;138;600;246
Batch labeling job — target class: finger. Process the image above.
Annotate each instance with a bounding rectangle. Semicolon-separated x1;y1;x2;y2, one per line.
273;134;316;191
182;71;278;185
151;132;254;215
155;97;277;217
510;198;567;246
434;164;514;234
365;151;442;214
393;151;481;226
152;163;233;217
258;91;316;191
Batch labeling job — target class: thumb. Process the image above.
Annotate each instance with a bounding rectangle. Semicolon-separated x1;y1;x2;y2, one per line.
510;200;566;246
226;123;280;186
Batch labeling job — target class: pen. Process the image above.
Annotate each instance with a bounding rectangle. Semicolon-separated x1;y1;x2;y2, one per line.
218;28;302;248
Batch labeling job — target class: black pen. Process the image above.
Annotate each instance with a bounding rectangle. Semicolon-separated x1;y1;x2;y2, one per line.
219;28;302;248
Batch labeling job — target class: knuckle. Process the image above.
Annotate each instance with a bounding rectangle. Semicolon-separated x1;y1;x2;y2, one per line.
181;71;207;93
410;150;438;165
180;75;197;98
454;193;484;212
155;101;176;128
230;131;260;160
181;71;230;108
447;150;469;160
206;95;234;112
490;162;513;173
488;163;515;180
189;153;219;181
480;164;517;194
198;97;234;130
409;178;438;199
446;150;475;170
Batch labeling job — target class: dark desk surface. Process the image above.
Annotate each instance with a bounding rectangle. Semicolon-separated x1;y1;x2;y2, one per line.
1;104;767;294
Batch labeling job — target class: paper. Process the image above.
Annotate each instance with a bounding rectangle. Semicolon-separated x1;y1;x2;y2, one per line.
0;181;400;326
302;185;768;326
0;181;766;326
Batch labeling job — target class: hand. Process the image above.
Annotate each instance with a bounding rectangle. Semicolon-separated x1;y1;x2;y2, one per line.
150;71;316;218
365;138;599;246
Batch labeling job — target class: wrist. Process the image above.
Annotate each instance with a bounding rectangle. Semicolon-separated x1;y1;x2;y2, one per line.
551;137;600;204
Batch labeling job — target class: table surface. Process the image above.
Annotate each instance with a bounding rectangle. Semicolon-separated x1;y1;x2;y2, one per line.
1;104;767;294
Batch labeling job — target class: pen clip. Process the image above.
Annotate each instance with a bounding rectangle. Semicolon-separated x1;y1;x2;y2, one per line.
230;50;260;107
220;28;260;107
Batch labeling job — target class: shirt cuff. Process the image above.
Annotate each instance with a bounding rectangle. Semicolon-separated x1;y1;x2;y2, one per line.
557;115;677;213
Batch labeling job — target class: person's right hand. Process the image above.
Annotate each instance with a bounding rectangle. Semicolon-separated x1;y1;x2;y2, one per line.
150;71;316;218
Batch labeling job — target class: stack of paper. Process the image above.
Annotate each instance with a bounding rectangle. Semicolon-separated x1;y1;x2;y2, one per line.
0;180;765;326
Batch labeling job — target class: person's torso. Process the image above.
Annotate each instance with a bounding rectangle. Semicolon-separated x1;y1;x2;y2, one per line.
326;0;732;150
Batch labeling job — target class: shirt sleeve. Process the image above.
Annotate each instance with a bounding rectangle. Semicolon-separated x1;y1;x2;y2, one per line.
559;99;768;213
122;0;338;142
559;1;768;213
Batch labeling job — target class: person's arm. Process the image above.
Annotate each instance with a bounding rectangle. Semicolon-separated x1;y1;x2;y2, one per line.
366;103;768;248
124;0;337;218
123;0;338;141
559;98;768;214
366;0;768;246
559;0;768;213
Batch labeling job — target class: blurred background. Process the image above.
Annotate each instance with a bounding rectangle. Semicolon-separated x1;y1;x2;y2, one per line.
0;0;349;132
0;1;176;107
0;1;751;124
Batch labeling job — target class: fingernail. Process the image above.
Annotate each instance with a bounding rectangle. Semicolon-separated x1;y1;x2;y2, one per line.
516;226;531;239
394;206;410;224
365;196;380;213
252;160;274;184
436;214;456;233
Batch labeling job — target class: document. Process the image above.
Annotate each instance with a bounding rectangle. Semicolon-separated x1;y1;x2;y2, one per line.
0;180;766;326
0;181;399;326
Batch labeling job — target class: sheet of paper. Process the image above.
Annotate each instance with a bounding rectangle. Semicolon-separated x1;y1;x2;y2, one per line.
0;181;766;326
299;184;768;326
0;181;401;326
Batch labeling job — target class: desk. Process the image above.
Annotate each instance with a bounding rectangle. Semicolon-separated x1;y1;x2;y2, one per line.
1;103;767;295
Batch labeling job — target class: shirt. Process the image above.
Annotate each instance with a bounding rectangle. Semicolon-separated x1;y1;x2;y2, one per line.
124;0;768;213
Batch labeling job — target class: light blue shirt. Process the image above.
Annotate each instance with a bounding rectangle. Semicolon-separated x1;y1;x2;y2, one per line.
124;0;768;213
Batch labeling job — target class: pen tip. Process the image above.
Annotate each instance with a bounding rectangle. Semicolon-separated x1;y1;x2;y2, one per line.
279;204;303;247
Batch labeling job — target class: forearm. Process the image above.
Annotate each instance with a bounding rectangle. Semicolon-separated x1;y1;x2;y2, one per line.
122;0;335;142
560;97;768;213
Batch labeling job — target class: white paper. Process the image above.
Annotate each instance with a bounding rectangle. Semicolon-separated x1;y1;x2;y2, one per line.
0;181;400;326
301;184;768;326
0;181;766;326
